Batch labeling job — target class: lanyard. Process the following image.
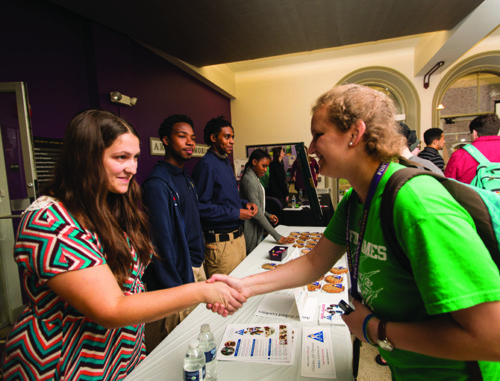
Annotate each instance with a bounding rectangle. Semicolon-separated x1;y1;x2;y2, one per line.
346;162;389;301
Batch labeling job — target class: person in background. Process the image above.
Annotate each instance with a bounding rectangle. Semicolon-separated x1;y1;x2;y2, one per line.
444;113;500;183
417;127;445;171
410;140;421;156
141;114;206;350
398;122;443;175
1;110;245;381
239;149;295;254
290;145;319;191
192;115;257;278
209;84;500;379
266;146;289;207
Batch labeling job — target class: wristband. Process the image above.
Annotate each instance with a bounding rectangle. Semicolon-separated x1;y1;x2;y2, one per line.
362;314;376;345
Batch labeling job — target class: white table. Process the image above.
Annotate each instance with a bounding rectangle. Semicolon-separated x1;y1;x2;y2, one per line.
125;226;353;381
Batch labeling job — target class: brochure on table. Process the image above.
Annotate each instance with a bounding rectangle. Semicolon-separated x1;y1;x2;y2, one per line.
216;323;296;365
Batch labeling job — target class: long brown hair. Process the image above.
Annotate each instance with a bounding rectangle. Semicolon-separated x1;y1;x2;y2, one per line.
46;109;153;287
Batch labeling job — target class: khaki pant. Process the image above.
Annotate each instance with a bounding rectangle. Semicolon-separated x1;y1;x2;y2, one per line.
144;265;207;353
203;235;246;279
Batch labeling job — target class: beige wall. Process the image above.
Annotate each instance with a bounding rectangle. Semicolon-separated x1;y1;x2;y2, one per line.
230;29;500;164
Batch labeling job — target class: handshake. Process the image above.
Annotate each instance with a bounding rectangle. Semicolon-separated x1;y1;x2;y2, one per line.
202;274;252;317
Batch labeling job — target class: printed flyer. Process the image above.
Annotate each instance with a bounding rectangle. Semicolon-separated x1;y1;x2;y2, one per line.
318;302;346;326
216;323;296;365
301;326;336;379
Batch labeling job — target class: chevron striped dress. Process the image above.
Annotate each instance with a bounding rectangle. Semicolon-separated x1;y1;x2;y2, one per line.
1;197;148;380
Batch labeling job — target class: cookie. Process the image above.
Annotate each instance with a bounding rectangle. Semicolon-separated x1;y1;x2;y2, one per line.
307;282;321;291
262;262;278;270
301;248;312;254
322;284;345;293
325;275;343;284
293;243;305;248
330;266;349;274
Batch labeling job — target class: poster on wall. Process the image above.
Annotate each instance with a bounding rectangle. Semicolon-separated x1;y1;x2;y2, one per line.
150;137;208;157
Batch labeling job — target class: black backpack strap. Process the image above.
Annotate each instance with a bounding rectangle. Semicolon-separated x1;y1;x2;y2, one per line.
380;167;431;272
381;166;500;271
466;361;484;381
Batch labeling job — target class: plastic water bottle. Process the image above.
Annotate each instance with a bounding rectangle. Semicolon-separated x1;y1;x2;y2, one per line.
183;340;206;381
198;324;217;381
291;195;296;207
298;189;302;202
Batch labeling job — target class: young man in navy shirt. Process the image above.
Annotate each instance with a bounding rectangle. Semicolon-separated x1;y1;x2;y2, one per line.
142;114;206;349
192;115;257;278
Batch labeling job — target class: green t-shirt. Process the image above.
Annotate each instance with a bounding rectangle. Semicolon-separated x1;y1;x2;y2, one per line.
325;162;500;379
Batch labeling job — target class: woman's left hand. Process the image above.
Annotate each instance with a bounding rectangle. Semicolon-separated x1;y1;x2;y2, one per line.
269;214;278;225
341;299;378;344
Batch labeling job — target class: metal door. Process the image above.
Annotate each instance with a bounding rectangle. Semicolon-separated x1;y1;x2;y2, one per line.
0;82;37;327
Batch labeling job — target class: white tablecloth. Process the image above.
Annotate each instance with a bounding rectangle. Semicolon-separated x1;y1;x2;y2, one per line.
125;226;353;381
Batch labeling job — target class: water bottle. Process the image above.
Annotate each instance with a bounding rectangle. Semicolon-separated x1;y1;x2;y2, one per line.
183;339;206;381
298;189;302;202
198;324;217;381
291;195;296;207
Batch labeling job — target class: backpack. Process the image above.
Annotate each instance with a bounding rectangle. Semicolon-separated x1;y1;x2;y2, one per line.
463;144;500;193
380;161;500;380
380;164;500;273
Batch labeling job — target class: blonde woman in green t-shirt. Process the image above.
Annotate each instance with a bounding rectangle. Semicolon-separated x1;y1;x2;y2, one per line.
209;84;500;380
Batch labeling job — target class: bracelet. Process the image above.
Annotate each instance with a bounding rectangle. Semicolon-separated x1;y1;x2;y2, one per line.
362;314;377;345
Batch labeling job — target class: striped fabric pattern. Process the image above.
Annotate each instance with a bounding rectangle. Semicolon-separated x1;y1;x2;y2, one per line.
1;197;147;380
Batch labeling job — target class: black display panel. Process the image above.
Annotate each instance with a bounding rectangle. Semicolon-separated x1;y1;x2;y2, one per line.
294;142;323;222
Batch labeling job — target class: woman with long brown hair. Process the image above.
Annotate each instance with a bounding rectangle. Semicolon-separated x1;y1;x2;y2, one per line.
1;109;244;380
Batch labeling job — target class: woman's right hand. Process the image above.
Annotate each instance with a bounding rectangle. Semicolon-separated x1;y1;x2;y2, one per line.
203;279;247;317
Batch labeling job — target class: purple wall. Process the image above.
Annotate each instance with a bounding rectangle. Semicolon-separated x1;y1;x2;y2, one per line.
0;0;231;184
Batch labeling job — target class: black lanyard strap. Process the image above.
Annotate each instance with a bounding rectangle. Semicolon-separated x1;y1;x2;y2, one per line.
346;162;389;301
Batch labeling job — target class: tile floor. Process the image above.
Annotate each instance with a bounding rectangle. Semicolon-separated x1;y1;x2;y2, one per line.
357;342;392;380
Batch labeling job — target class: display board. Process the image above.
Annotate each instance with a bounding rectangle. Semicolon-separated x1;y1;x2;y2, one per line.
294;142;322;222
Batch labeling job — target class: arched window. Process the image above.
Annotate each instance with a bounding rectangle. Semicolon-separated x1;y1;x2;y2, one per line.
433;51;500;158
365;84;404;116
339;66;420;132
437;72;500;153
